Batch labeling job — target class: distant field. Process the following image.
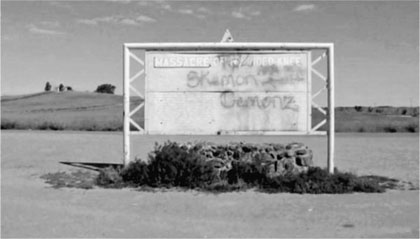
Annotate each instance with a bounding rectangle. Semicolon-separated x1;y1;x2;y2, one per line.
1;91;418;132
1;91;143;131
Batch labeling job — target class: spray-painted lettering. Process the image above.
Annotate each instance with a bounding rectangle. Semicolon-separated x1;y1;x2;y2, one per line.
220;91;299;111
186;68;305;89
187;70;259;88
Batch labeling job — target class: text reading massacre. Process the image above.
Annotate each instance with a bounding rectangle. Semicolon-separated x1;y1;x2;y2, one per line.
154;54;303;68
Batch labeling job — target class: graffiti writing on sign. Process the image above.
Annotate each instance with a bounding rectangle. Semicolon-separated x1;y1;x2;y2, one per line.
215;54;303;72
220;91;299;112
186;69;305;89
187;71;258;88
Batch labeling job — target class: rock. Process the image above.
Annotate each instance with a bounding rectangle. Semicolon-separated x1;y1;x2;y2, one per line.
271;143;285;151
286;142;305;150
264;161;278;178
261;152;276;162
295;149;313;167
180;141;314;178
286;150;295;157
295;148;308;155
241;152;254;163
276;151;287;160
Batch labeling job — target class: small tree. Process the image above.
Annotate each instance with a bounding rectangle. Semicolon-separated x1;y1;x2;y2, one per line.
95;84;116;94
66;86;73;91
44;82;51;92
354;106;363;112
59;84;65;92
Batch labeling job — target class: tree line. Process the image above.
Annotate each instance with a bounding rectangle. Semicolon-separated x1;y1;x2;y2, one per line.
44;82;116;94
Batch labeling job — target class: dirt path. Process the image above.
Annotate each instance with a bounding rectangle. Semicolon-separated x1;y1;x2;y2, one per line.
1;131;419;238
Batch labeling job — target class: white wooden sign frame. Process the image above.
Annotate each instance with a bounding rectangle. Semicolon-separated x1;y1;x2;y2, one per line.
123;42;335;173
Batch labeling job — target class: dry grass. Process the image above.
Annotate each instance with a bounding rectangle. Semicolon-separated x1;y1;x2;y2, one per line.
312;110;418;133
1;91;143;131
1;92;418;132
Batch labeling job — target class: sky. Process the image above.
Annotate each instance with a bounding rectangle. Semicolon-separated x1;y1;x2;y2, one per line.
1;0;419;106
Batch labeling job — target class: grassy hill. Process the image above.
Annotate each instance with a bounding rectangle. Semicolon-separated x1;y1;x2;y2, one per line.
1;91;143;131
313;109;418;133
1;91;418;132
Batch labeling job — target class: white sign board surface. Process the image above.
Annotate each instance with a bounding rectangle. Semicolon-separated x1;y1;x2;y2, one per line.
145;51;311;134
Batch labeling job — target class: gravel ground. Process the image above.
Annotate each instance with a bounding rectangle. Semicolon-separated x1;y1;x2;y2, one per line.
1;131;419;238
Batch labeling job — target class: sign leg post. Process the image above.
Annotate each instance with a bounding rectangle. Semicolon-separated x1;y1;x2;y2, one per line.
123;45;130;166
327;45;335;174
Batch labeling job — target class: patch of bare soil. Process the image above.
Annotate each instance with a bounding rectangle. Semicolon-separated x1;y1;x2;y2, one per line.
2;131;419;238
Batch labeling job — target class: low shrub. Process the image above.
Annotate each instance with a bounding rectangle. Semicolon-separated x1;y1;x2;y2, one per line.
121;160;149;185
1;120;17;129
121;142;216;188
259;167;384;194
37;121;65;130
405;122;418;133
96;166;124;188
94;141;394;194
383;125;398;133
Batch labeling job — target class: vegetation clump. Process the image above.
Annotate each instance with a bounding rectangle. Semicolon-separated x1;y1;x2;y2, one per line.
44;82;51;92
95;84;116;94
94;141;392;194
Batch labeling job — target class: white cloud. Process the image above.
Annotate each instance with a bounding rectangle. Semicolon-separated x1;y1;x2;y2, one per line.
77;15;157;26
232;11;246;19
96;16;115;23
27;24;65;35
77;19;98;25
107;0;131;3
178;9;194;15
48;1;75;13
120;18;138;25
231;7;261;20
197;7;210;14
294;4;316;12
160;3;172;11
139;0;171;11
177;8;207;19
137;1;207;19
40;21;60;28
136;15;156;23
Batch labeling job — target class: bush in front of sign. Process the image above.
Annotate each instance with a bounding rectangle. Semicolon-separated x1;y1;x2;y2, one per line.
119;141;217;189
259;167;384;194
91;141;400;193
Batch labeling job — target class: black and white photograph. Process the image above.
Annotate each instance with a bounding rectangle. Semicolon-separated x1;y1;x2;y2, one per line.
1;0;419;238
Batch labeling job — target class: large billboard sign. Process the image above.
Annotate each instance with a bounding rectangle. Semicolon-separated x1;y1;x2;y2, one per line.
145;51;311;134
123;42;334;172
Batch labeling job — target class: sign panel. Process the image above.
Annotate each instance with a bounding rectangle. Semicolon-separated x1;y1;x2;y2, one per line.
145;51;311;134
